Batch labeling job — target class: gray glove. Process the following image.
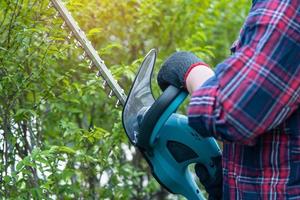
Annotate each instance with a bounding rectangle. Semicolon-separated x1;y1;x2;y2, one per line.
157;51;205;91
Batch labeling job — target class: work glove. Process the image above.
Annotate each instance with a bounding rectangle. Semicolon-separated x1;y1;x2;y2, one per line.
157;51;207;91
195;156;223;200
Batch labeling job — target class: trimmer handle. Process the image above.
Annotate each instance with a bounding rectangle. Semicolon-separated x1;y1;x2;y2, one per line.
137;85;183;151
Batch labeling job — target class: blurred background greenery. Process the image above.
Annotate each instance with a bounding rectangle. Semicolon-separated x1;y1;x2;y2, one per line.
0;0;249;199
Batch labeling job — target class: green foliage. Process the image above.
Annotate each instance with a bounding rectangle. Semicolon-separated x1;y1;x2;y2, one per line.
0;0;249;199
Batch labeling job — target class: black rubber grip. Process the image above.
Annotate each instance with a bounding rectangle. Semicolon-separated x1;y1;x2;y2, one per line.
137;85;181;151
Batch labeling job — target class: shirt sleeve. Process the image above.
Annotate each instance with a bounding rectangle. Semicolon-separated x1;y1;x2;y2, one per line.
188;0;300;145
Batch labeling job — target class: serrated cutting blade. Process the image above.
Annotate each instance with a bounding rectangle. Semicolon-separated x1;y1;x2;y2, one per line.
50;0;127;105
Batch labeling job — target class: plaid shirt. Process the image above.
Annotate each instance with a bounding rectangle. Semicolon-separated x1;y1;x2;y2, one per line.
187;0;300;199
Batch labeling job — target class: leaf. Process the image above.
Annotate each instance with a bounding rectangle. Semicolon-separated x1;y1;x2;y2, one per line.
0;46;8;51
3;175;11;183
87;28;102;36
14;109;37;122
57;146;76;155
16;161;24;172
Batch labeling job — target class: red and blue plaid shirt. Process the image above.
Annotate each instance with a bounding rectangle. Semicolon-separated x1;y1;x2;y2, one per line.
187;0;300;199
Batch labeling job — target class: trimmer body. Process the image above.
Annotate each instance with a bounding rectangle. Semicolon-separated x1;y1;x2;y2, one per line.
122;49;221;200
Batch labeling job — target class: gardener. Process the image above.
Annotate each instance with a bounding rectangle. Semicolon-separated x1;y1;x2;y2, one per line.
157;0;300;199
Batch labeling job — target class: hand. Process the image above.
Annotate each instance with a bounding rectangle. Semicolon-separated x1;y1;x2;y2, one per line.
157;51;206;91
195;156;222;200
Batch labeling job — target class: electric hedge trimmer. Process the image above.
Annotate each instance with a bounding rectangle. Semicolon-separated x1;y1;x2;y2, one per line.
48;1;221;199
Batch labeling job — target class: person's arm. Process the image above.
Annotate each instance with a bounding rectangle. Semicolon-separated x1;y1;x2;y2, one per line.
187;0;300;145
186;65;214;94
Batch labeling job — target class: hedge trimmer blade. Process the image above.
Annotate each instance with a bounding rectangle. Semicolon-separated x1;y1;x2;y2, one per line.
48;0;127;107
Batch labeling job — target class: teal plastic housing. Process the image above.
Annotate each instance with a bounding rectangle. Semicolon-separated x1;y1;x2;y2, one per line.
145;91;221;200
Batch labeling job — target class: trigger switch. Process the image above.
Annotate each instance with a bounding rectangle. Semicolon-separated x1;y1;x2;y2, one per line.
167;141;198;163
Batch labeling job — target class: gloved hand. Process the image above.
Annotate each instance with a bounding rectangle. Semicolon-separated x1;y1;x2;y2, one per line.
195;156;222;200
157;51;207;91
